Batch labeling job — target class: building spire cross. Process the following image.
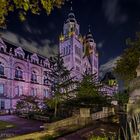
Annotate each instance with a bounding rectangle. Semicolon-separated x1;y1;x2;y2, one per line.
70;1;73;11
88;25;91;32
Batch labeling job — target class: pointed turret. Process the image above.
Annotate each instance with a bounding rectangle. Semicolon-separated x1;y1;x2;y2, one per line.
63;6;80;38
86;25;94;43
66;7;77;23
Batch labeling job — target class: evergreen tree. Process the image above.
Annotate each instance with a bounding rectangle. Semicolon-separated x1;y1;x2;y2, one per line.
45;53;76;117
63;72;109;109
76;72;108;108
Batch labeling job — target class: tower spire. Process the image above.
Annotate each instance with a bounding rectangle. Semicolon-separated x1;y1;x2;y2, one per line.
70;1;73;11
88;25;91;33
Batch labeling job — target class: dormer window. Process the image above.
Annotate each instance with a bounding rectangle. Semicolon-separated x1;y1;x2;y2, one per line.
0;62;4;76
31;71;37;82
31;53;39;64
0;47;4;52
15;47;25;59
15;67;23;79
44;59;49;68
0;38;6;53
44;71;48;85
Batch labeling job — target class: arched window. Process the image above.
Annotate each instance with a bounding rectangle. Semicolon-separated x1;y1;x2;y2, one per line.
31;71;37;82
0;62;4;75
0;84;4;95
15;86;23;96
31;88;37;96
44;89;49;97
0;39;6;53
44;71;48;85
0;47;4;52
15;67;23;79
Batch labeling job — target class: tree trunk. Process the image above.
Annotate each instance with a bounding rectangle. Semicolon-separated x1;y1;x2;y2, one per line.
54;101;57;118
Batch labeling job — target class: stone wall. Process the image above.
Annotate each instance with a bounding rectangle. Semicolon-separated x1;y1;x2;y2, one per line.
44;107;115;134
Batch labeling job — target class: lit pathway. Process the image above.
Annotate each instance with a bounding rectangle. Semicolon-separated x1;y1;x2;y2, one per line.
57;121;119;140
0;115;44;139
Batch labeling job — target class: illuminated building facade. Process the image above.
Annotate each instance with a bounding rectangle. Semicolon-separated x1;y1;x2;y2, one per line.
59;9;99;79
0;38;50;111
0;9;118;111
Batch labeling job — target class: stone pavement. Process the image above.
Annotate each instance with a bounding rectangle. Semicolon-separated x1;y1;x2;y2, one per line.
57;122;99;140
0;115;44;139
57;121;119;140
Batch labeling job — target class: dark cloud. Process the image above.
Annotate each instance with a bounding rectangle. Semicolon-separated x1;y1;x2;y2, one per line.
102;0;128;24
99;56;120;78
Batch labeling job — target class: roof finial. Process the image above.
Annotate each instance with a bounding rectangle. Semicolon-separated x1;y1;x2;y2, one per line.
88;25;91;32
70;1;73;11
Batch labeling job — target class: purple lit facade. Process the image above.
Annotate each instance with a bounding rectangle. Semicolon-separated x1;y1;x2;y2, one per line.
59;10;118;95
0;10;118;111
0;38;50;111
59;10;99;79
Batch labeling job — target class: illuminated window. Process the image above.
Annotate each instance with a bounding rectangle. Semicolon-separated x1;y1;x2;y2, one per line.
44;71;48;85
75;45;81;57
0;84;4;94
31;71;37;82
15;67;23;79
0;62;4;75
31;88;37;96
0;100;5;110
15;86;23;96
44;89;49;97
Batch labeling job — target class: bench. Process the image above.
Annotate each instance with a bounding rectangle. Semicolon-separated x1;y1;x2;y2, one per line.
34;115;49;122
19;113;28;118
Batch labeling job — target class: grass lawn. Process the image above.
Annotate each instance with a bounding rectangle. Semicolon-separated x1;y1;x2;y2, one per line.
0;121;16;130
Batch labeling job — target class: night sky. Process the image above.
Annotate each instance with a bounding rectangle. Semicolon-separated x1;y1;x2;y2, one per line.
0;0;140;75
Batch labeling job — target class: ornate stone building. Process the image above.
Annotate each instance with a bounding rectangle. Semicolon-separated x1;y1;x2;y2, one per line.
0;38;50;111
59;9;117;95
59;9;98;79
0;9;118;111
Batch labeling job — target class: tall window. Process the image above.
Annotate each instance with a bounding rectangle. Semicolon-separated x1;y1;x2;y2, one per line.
0;100;5;110
0;62;4;75
0;84;4;95
31;88;37;96
75;46;81;57
0;47;4;52
63;46;70;56
31;71;37;82
44;71;48;85
94;59;98;69
44;89;49;97
15;67;23;79
15;86;23;96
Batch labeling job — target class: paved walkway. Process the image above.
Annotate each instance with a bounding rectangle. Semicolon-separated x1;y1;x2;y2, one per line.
0;115;44;139
57;123;99;140
57;121;119;140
